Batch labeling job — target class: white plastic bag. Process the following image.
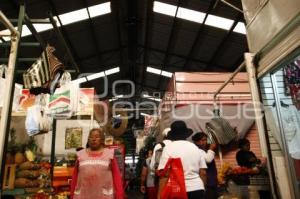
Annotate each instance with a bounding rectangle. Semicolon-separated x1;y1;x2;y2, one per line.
25;105;52;136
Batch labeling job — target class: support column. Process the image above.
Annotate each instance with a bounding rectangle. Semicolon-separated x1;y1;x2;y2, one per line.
244;52;279;199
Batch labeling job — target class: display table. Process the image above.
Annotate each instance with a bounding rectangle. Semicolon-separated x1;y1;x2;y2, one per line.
53;166;74;193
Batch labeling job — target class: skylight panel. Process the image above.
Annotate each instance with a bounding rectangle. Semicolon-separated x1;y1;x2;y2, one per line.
33;23;53;32
177;7;205;23
205;14;234;30
147;66;161;75
233;22;246;34
0;29;11;37
59;8;89;25
153;1;177;17
88;2;111;17
21;25;32;37
105;67;120;75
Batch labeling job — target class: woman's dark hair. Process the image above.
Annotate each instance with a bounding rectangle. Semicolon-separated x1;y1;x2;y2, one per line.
238;138;250;148
192;132;207;142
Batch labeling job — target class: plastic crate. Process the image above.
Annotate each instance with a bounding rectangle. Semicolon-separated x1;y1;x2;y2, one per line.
249;175;270;185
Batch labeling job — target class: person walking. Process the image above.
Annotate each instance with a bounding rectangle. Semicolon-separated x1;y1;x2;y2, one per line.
157;121;207;199
192;132;218;199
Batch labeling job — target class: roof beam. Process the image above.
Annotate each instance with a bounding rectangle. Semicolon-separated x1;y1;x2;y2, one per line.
205;13;243;70
82;0;103;68
111;0;124;78
127;0;138;83
140;0;154;91
181;0;217;71
46;0;81;72
156;0;181;90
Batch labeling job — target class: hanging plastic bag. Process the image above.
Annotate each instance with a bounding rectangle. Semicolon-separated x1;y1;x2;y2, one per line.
0;64;8;107
47;72;78;119
0;64;23;111
25;105;41;136
158;158;188;199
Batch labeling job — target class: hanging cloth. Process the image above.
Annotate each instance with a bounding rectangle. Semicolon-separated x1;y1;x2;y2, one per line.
23;45;64;94
284;57;300;110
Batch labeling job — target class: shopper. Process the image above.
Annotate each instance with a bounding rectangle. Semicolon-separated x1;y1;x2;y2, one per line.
158;121;207;199
140;149;157;199
70;128;124;199
192;132;218;199
149;127;172;172
236;138;261;168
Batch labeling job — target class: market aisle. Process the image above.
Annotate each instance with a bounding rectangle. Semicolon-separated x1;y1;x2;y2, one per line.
126;190;144;199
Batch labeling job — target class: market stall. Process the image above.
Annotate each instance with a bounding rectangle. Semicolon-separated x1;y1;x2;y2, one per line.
159;72;270;197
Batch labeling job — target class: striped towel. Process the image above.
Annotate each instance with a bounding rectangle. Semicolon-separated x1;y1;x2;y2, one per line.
23;45;64;89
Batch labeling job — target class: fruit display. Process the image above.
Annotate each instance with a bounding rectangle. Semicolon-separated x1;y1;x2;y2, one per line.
217;162;232;185
229;166;260;175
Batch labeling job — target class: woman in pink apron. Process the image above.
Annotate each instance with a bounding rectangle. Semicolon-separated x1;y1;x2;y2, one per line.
70;128;124;199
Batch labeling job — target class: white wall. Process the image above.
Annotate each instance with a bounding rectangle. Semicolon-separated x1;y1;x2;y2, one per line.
34;119;99;156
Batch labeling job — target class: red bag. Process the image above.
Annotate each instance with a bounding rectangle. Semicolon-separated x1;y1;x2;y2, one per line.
159;158;188;199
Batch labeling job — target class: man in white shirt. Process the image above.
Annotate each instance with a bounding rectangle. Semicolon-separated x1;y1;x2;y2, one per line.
149;128;172;172
157;121;207;199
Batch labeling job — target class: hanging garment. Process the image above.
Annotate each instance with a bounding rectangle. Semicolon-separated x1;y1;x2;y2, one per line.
23;45;64;94
206;117;237;145
284;58;300;109
264;105;300;159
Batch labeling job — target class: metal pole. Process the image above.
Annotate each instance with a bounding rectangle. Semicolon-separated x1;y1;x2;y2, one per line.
48;12;80;74
0;12;20;189
213;61;245;109
245;53;279;199
50;119;57;184
0;12;19;36
23;15;47;49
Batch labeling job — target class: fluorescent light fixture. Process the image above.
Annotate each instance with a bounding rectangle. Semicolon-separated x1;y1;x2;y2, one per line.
177;7;205;23
161;71;173;78
88;2;111;17
59;8;89;25
109;94;124;102
146;66;173;78
233;22;246;34
105;67;120;75
72;77;87;84
86;71;105;81
205;14;233;30
153;1;177;17
140;112;149;116
147;66;161;75
143;94;162;102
